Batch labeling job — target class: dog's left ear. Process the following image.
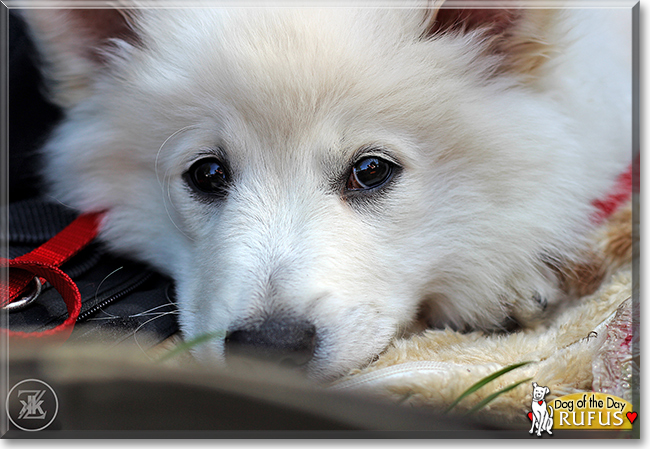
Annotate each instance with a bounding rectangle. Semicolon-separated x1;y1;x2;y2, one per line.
19;7;140;108
545;387;550;395
420;1;561;80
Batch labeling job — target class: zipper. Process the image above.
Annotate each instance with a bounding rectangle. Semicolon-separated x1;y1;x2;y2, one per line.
76;271;154;322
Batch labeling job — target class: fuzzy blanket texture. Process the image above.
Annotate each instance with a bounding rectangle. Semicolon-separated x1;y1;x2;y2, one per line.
331;201;637;426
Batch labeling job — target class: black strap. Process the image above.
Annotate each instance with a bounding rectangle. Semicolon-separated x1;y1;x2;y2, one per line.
7;198;78;254
4;198;180;347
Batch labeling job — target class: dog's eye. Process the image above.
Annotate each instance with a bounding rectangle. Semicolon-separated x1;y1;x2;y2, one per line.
185;158;229;196
346;157;394;191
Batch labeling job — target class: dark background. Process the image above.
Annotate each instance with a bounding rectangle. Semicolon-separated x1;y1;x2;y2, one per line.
9;9;62;203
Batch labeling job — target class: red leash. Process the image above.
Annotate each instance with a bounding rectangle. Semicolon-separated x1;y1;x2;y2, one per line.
1;212;103;340
592;163;635;224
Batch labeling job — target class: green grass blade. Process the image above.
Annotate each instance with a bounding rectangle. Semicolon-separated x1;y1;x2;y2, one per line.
156;330;225;363
445;361;532;413
465;377;533;415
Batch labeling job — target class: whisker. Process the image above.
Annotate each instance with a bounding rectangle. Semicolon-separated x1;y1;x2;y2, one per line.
131;311;182;359
155;124;198;187
44;194;76;210
160;173;196;242
155;129;198;242
165;167;178;212
85;310;179;322
85;300;177;322
94;267;124;303
130;302;178;317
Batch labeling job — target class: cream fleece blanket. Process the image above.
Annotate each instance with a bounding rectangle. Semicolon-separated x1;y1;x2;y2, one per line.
330;202;636;427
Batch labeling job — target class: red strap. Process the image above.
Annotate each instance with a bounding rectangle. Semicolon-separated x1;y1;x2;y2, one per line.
1;212;103;340
2;260;82;340
592;161;635;224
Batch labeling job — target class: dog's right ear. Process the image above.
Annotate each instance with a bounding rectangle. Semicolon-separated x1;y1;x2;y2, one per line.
419;0;561;81
532;382;538;388
19;7;140;108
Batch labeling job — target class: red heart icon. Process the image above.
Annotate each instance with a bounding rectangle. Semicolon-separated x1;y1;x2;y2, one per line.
538;400;543;405
527;412;533;421
626;411;637;424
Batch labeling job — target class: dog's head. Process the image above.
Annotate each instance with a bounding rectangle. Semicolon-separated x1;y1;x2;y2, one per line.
532;382;550;402
23;4;593;379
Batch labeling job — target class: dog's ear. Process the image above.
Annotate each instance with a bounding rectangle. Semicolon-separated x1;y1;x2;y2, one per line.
19;7;140;108
545;387;550;395
420;1;560;80
532;382;538;388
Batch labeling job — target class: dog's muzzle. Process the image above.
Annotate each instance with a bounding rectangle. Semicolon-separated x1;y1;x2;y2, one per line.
224;316;317;368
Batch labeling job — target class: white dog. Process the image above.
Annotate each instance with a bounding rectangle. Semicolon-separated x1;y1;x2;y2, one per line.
529;382;553;436
21;2;631;379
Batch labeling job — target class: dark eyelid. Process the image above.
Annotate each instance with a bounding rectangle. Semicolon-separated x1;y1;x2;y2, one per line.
186;148;228;170
349;146;401;168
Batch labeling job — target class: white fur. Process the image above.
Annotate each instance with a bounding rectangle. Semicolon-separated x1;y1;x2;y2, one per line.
23;4;631;379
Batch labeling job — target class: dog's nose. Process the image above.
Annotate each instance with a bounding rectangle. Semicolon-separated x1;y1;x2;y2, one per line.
225;317;317;368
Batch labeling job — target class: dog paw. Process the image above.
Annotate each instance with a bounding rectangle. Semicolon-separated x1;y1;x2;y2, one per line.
510;290;561;327
508;262;567;327
532;292;548;310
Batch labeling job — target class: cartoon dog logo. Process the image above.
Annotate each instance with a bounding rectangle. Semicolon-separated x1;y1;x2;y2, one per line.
529;382;553;436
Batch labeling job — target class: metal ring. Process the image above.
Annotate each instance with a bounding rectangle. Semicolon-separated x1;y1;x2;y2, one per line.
3;277;42;312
